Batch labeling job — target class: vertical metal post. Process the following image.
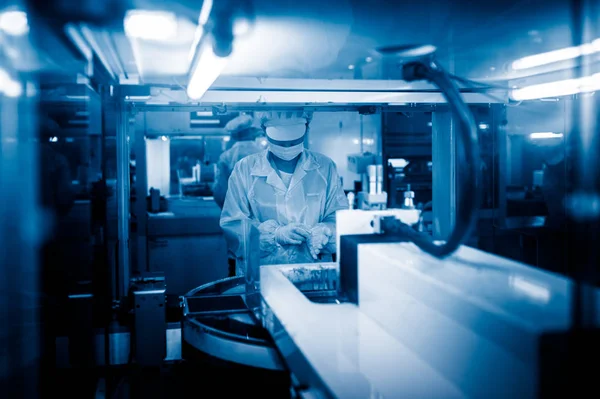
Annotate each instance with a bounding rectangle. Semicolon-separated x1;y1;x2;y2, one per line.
134;112;148;273
115;92;130;298
431;109;457;240
496;107;508;226
568;0;599;331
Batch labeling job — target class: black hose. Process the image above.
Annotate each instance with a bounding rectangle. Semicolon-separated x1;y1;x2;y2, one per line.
398;61;480;258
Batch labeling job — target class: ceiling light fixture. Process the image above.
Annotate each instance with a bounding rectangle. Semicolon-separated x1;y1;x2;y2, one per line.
124;10;178;42
0;68;23;98
529;132;564;140
0;10;29;36
510;73;600;101
512;38;600;70
188;0;213;62
187;45;228;100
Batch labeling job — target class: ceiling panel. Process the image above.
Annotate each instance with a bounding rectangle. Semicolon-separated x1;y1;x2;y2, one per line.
47;0;595;86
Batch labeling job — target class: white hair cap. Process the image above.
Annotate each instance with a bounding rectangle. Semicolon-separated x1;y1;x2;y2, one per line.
265;124;306;141
257;111;313;128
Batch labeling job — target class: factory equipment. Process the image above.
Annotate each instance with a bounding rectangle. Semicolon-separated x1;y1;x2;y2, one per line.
257;208;600;398
130;275;167;366
402;183;415;209
180;160;217;197
347;153;387;210
181;268;345;396
6;1;598;398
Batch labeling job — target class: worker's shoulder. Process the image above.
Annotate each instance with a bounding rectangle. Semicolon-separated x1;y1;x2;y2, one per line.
217;147;233;162
306;150;337;168
233;149;268;170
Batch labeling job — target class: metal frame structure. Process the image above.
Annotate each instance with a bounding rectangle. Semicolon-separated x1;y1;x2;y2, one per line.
123;79;506;275
115;89;131;298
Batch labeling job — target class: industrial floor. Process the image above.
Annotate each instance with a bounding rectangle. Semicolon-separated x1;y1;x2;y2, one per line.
45;360;292;398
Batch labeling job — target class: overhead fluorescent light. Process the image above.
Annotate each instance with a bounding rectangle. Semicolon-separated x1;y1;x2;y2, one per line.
64;23;92;61
124;95;151;101
191;119;221;125
529;132;564;140
68;120;89;125
79;25;116;81
5;79;23;97
478;123;490;130
389;158;409;168
512;38;600;70
0;10;29;36
510;73;600;101
124;10;178;42
75;111;90;116
0;68;23;98
65;95;90;101
196;111;213;117
188;0;214;62
199;0;213;25
187;46;229;100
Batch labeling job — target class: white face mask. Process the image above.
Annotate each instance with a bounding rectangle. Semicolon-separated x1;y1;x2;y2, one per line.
269;142;304;161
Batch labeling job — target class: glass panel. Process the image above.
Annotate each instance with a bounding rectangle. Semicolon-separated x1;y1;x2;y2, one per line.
487;101;569;273
144;135;228;199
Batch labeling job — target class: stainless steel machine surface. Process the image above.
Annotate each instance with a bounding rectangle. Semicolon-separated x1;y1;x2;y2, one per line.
259;210;600;399
181;264;345;371
182;276;283;370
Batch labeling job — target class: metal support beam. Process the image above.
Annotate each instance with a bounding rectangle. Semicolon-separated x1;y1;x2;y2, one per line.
134;112;148;273
432;110;458;240
497;109;509;226
125;90;505;107
115;93;130;298
131;105;389;113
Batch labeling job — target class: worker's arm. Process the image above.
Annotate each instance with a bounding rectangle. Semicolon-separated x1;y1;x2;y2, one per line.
219;163;284;261
317;164;349;254
212;160;229;208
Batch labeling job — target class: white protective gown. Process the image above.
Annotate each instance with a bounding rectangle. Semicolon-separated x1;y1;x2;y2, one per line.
220;149;349;267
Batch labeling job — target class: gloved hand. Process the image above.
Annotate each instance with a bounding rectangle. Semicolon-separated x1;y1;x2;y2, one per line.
274;223;311;245
307;225;332;260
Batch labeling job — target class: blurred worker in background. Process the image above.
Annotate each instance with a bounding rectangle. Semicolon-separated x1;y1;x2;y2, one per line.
220;112;348;275
214;114;264;208
214;114;265;276
537;135;570;274
541;140;568;230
